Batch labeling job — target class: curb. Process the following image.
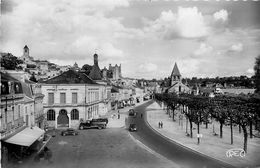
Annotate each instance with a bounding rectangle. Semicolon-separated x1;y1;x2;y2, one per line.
127;132;181;168
144;103;236;168
37;134;52;154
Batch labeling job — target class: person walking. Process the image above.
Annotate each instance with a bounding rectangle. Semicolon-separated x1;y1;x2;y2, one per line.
158;122;161;128
140;113;143;118
118;110;120;119
160;121;163;128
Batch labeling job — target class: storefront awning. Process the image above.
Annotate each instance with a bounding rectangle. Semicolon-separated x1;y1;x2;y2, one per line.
4;126;45;146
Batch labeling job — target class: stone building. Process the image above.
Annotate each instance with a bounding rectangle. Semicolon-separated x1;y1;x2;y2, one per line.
166;62;190;94
41;70;111;129
0;71;44;166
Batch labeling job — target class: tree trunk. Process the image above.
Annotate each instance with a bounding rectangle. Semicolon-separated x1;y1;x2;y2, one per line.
205;121;208;129
189;118;193;138
172;106;175;121
220;122;223;138
250;120;253;139
230;119;233;145
197;122;200;144
186;116;188;133
242;125;248;153
239;125;241;133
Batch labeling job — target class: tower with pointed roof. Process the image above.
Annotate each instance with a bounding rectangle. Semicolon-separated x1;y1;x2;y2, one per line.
23;45;29;57
171;62;181;85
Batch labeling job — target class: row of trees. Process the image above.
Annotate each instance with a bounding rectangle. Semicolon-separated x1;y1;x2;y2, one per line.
155;93;260;153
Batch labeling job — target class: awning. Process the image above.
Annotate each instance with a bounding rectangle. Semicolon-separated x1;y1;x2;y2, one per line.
4;126;45;146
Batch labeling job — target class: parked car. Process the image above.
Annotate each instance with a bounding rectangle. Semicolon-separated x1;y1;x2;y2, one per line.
61;128;79;136
79;118;108;130
129;124;137;132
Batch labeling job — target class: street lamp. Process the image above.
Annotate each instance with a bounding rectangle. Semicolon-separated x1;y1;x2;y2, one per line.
209;93;216;135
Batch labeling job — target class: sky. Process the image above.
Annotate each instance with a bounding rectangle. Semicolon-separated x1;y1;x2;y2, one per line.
1;0;260;79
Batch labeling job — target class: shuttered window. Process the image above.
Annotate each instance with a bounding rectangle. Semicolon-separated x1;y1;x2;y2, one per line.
72;93;77;104
48;93;54;105
60;93;66;104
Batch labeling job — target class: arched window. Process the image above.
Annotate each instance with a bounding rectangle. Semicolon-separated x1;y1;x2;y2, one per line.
71;109;79;120
47;109;55;121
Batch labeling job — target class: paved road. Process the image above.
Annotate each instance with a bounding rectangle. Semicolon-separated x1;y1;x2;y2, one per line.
14;121;174;168
129;100;235;168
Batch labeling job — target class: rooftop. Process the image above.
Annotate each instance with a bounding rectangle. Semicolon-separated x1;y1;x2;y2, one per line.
41;70;97;84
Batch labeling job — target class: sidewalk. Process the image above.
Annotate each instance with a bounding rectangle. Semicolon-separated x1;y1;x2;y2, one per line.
146;101;260;168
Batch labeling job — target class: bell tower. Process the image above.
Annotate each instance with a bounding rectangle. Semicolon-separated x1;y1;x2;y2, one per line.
171;62;181;85
23;45;29;57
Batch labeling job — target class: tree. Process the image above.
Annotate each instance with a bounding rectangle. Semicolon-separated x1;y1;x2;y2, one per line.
211;96;228;138
178;94;197;138
82;64;92;75
162;93;178;121
233;96;251;153
1;53;23;70
254;55;260;93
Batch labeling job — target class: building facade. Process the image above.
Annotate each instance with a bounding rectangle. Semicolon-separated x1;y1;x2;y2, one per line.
41;70;111;129
167;62;190;94
1;71;45;166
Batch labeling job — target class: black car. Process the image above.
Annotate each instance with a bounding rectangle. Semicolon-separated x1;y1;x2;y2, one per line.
129;124;137;132
129;109;137;118
61;128;79;136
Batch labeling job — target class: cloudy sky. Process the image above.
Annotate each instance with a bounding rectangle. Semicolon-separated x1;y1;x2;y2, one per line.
1;0;260;79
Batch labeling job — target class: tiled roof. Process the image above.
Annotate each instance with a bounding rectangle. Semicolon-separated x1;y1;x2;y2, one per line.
89;64;102;80
1;72;20;82
41;70;96;84
171;62;181;77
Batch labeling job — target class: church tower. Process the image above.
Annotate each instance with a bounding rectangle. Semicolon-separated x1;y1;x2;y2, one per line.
94;53;98;66
89;53;102;80
23;45;29;57
171;62;181;85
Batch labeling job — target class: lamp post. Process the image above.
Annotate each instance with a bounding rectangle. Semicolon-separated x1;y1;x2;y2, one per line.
209;93;215;135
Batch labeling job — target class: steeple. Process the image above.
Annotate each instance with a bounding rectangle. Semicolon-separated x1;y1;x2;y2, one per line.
171;62;181;85
23;45;29;57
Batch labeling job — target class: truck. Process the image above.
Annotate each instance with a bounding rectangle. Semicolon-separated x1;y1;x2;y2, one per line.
79;118;108;130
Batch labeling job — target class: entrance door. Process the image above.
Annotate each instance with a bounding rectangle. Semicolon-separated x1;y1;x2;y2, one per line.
57;109;69;127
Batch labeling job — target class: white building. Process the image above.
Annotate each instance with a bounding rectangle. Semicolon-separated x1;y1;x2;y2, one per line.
41;70;111;129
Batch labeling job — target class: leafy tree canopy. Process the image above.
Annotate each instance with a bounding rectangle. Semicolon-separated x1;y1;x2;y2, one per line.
1;53;23;70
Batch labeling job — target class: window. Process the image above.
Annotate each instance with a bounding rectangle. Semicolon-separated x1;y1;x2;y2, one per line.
47;109;55;121
14;82;22;94
48;93;54;105
72;93;77;104
60;93;66;104
1;81;9;95
71;109;79;120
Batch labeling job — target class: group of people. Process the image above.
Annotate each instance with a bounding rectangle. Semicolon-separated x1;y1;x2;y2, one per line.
158;121;163;128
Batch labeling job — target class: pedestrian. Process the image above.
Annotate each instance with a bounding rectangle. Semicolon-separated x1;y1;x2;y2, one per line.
158;122;161;128
118;113;120;119
141;114;143;118
161;121;163;128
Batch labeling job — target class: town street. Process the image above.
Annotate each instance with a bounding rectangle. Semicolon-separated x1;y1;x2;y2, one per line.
15;117;174;168
129;101;235;168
